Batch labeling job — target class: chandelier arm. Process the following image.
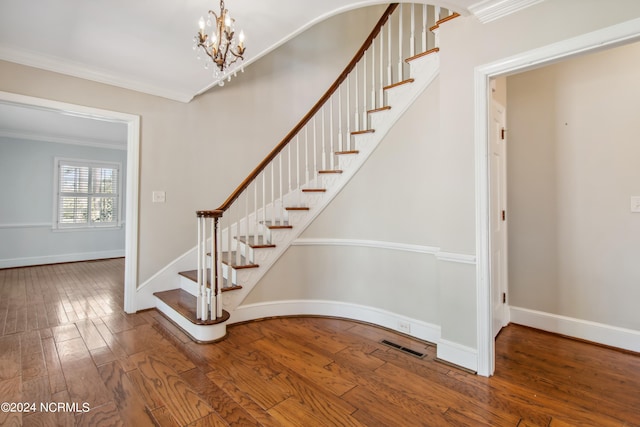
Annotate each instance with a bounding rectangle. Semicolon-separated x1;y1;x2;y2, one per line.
198;44;216;62
227;50;244;61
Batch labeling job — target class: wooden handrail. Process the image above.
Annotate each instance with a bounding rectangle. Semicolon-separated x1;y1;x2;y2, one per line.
216;3;399;213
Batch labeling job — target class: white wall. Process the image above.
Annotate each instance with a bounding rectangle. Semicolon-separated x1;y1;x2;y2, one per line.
507;41;640;331
0;137;127;267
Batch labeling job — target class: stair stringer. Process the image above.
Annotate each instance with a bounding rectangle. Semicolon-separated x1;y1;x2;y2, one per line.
223;53;441;318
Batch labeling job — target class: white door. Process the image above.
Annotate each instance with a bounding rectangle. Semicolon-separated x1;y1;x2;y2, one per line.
490;101;508;338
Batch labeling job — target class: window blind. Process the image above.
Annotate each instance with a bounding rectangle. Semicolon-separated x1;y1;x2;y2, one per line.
56;160;120;228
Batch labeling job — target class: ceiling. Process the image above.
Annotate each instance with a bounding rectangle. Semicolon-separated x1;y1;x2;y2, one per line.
0;101;127;149
0;0;481;103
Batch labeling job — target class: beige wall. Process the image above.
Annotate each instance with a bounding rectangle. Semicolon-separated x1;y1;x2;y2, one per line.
507;41;640;330
0;5;386;283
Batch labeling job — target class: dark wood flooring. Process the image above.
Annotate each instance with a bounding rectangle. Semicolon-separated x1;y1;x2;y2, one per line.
0;259;638;426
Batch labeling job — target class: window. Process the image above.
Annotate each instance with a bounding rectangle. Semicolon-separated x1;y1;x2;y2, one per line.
55;159;121;229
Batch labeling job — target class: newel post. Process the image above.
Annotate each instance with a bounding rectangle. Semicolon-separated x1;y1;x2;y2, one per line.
196;209;224;320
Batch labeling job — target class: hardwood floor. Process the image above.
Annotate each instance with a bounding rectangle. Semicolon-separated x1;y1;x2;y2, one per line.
0;259;638;426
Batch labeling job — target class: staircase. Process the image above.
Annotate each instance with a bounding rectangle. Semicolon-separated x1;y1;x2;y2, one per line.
154;3;459;342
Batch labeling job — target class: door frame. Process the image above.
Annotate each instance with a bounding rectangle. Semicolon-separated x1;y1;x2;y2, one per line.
474;18;640;377
0;91;140;314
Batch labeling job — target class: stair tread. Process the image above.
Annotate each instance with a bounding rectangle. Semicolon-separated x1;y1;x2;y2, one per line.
286;206;310;211
222;251;259;268
260;220;293;229
405;47;439;63
178;270;243;291
302;188;326;192
368;106;391;114
236;236;276;248
429;12;460;31
335;150;359;155
318;169;343;174
383;78;415;91
154;289;230;325
351;129;375;136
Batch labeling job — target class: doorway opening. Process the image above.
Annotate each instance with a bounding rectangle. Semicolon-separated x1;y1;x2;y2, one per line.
475;22;640;377
0;91;140;313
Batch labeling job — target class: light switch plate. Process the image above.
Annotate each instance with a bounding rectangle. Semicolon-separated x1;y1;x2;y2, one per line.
152;191;166;203
631;196;640;213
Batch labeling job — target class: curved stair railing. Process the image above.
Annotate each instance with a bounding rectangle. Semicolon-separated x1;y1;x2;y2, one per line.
195;3;458;321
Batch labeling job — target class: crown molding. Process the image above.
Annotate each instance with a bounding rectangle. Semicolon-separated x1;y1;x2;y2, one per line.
0;129;126;151
469;0;544;23
0;44;194;103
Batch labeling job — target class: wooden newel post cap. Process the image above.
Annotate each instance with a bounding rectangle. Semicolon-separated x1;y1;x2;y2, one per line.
196;209;224;218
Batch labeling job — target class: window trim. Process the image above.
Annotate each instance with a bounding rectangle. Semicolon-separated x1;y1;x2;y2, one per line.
53;157;123;230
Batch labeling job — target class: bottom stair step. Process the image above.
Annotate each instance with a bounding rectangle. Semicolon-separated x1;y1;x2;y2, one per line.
154;289;230;326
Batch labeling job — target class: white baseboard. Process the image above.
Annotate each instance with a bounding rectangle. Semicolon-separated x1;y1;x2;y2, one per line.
0;250;125;269
231;299;441;345
436;338;478;372
510;306;640;353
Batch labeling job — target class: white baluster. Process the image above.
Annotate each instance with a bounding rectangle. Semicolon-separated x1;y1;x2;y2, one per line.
196;216;202;319
379;25;384;107
422;4;428;52
410;4;415;58
288;141;292;196
215;215;222;318
398;3;404;81
338;85;343;152
262;172;267;242
209;216;215;319
271;161;275;225
387;18;392;85
235;204;240;268
329;96;335;170
371;40;376;111
254;181;258;244
304;125;309;185
363;52;368;127
360;49;368;125
354;62;359;131
321;105;326;171
296;134;301;204
313;116;317;181
279;153;283;222
245;190;249;259
346;71;351;143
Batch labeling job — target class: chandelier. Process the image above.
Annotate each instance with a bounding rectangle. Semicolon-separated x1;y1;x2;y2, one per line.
194;0;246;86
